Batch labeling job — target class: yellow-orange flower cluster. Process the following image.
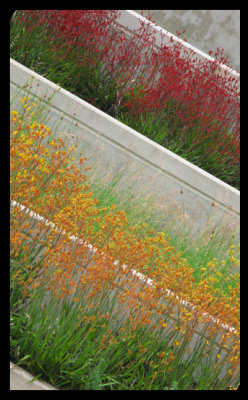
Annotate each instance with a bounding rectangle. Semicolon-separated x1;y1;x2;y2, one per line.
10;99;240;387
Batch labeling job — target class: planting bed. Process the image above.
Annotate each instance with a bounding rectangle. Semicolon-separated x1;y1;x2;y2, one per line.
10;99;239;388
10;199;239;388
10;10;240;390
10;10;240;189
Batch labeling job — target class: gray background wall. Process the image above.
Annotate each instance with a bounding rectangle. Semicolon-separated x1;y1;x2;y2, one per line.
134;10;240;72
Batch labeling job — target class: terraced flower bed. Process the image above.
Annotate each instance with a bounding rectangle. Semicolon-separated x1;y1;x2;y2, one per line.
10;100;240;389
10;9;240;390
10;10;240;188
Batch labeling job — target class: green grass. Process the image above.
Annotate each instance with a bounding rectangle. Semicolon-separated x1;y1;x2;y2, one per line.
10;257;239;390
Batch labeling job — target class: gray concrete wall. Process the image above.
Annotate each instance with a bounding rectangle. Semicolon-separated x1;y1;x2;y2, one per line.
134;10;240;72
10;58;240;239
10;362;57;390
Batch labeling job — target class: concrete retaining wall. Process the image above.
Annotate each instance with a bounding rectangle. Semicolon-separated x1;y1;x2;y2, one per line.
10;362;57;390
10;58;240;238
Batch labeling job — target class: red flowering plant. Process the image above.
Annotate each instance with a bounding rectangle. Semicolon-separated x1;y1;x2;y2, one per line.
10;10;240;188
